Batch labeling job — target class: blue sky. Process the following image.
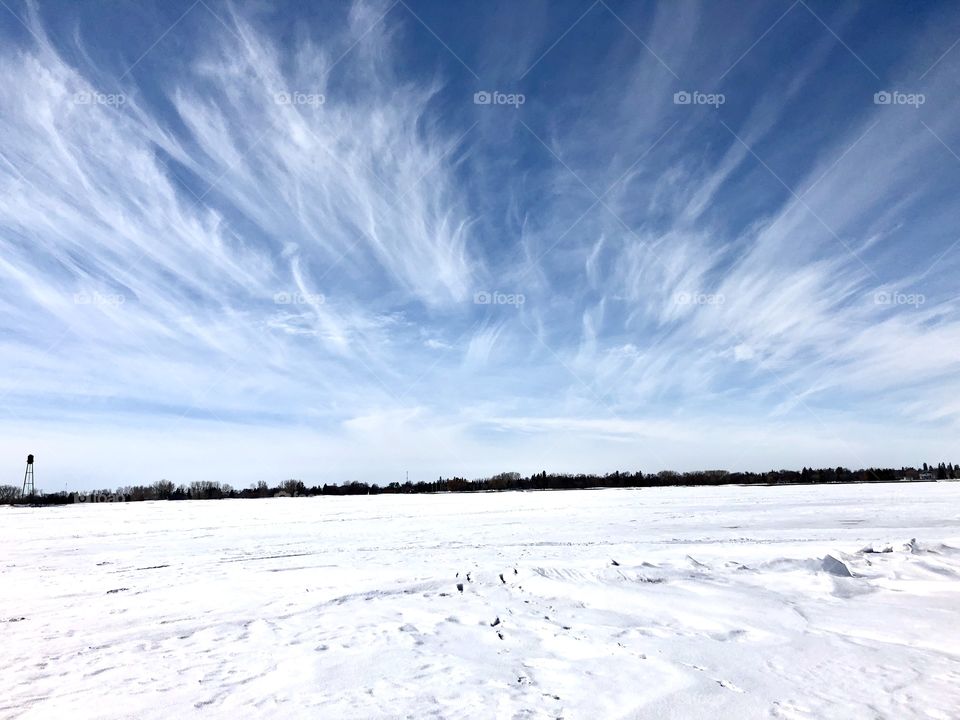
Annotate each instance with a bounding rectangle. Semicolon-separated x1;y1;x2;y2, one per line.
1;0;959;490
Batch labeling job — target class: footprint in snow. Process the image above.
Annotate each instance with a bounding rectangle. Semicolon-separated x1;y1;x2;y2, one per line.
716;679;745;693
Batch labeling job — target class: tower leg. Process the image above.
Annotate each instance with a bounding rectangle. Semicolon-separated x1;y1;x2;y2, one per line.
22;464;35;498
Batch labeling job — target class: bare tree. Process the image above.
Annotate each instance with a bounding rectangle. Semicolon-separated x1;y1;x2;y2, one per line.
281;479;305;496
0;485;20;504
153;479;175;500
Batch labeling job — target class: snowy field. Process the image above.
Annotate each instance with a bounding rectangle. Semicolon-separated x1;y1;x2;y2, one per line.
3;483;960;720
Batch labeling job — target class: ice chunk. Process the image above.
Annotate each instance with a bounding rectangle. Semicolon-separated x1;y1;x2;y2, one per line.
822;554;853;577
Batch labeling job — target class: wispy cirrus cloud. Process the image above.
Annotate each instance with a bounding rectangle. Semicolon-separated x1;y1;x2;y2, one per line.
1;0;958;487
0;1;476;422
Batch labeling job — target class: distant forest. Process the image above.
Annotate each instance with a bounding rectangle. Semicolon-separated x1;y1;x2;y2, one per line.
2;462;957;506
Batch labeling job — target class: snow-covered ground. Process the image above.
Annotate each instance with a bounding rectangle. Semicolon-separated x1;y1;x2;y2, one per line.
3;483;960;719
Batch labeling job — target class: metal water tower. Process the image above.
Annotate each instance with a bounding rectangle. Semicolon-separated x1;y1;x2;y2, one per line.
22;454;35;497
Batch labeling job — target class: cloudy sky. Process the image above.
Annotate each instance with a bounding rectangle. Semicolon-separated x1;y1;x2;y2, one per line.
1;0;959;490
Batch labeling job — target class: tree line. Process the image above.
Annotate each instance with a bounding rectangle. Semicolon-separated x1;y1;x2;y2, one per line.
1;462;957;506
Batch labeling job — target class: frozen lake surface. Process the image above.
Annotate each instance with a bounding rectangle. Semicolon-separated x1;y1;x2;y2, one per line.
3;483;960;719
